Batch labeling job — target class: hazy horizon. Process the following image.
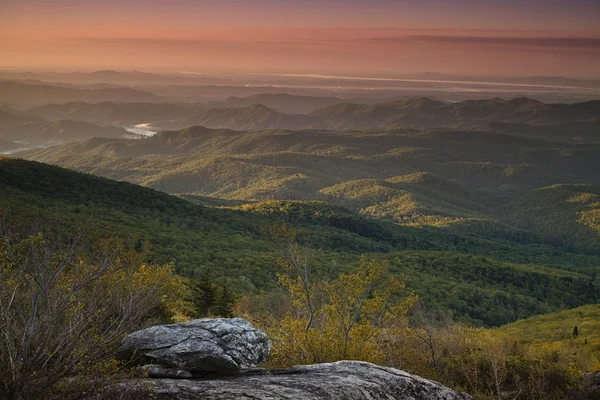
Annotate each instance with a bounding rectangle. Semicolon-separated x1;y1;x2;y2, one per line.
2;0;600;78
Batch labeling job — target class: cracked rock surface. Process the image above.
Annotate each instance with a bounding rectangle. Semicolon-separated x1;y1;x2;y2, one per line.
120;318;270;373
118;319;472;399
140;361;473;400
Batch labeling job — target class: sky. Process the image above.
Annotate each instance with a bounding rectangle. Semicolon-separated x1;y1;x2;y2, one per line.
1;0;600;77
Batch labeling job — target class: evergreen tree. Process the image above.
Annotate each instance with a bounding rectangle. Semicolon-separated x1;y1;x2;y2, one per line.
188;268;216;317
213;284;235;318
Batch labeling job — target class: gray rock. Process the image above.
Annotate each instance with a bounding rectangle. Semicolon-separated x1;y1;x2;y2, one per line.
120;318;270;373
587;371;600;391
139;361;473;400
141;365;194;379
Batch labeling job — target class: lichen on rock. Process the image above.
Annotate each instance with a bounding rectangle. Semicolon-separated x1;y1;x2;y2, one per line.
119;318;270;373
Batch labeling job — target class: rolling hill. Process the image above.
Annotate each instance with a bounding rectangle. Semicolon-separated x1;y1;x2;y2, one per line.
24;126;600;195
1;157;598;327
320;172;500;225
477;119;600;143
17;96;600;145
0;138;20;153
0;108;128;152
148;98;600;142
155;104;326;131
498;304;600;366
504;184;600;252
310;97;600;128
215;93;346;114
27;101;201;126
21;125;600;256
0;80;163;108
0;107;129;152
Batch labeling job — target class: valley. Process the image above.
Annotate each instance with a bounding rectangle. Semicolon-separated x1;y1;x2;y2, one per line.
1;69;599;400
3;1;600;398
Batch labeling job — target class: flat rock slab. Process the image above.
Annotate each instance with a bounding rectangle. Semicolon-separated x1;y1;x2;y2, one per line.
120;318;270;373
142;361;473;400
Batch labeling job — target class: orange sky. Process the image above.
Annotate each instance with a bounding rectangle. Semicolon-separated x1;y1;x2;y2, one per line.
1;0;600;77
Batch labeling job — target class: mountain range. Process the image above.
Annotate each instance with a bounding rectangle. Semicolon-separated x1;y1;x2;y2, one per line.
15;96;600;145
28;101;201;126
1;156;598;327
147;97;600;142
211;93;347;114
0;106;128;152
22;124;600;255
0;80;163;108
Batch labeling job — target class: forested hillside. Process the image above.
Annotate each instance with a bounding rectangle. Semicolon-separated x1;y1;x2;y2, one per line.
0;106;128;152
147;97;600;134
24;125;600;255
1;157;598;327
499;304;600;350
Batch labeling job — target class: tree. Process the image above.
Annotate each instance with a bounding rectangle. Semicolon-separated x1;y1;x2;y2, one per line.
213;285;235;318
324;257;415;359
408;302;453;370
188;268;217;317
263;231;417;366
264;224;320;332
0;215;189;399
187;268;236;318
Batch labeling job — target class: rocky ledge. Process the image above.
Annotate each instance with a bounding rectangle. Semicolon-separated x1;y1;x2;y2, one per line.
141;361;473;400
118;318;472;399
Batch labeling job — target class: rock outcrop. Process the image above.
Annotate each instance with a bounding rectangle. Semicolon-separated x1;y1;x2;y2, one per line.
119;318;270;374
588;371;600;391
137;361;472;400
118;319;472;399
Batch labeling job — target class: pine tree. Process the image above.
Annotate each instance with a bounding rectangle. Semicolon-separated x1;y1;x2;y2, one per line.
188;268;216;317
213;284;235;318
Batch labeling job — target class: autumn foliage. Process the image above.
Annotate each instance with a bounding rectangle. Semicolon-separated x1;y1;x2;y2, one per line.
0;217;191;399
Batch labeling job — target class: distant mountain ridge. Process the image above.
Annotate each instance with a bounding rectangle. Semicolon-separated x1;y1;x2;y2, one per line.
16;96;600;144
151;97;600;140
216;93;345;114
0;137;19;153
28;101;200;126
23;124;600;197
0;80;163;108
157;104;326;131
311;97;600;126
0;106;128;151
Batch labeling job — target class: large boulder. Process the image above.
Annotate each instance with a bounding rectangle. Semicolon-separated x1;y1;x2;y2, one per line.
135;361;472;400
119;318;270;373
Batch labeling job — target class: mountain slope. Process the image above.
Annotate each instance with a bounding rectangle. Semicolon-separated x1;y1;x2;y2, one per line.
477;120;600;143
217;93;345;114
310;97;600;129
0;138;20;153
149;97;600;140
498;304;600;364
504;184;600;252
0;80;163;108
0;107;128;151
157;104;326;131
21;126;600;256
28;101;199;126
24;126;600;197
1;157;599;327
320;172;500;226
